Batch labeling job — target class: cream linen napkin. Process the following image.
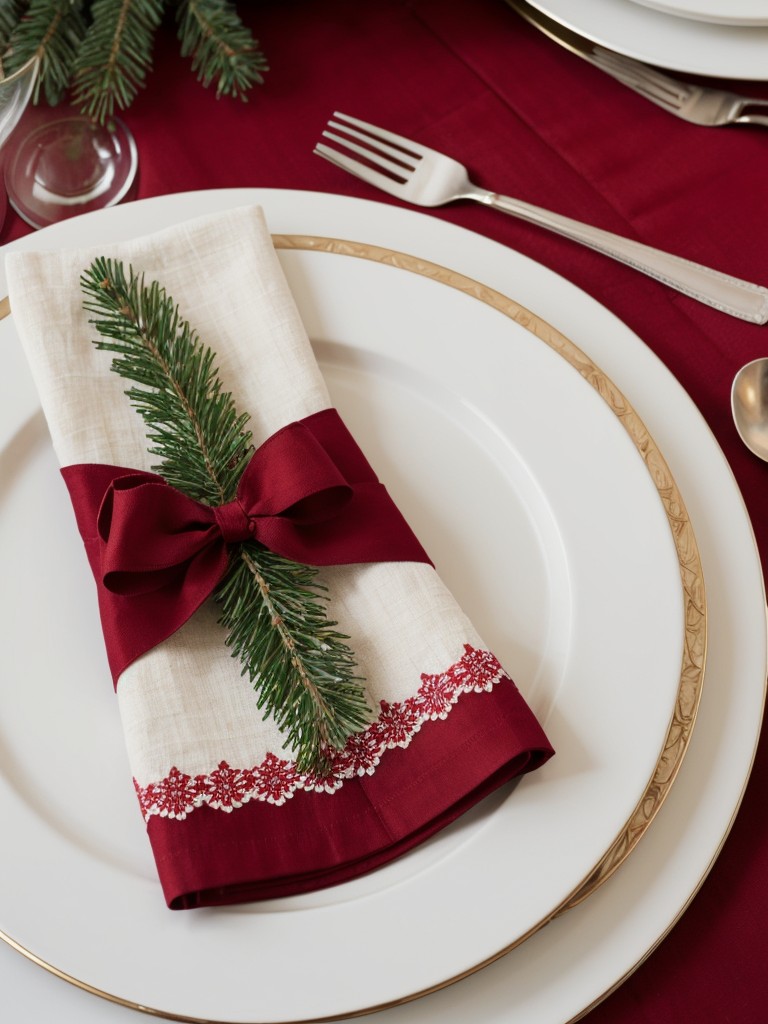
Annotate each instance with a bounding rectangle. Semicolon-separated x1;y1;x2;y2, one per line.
5;206;552;908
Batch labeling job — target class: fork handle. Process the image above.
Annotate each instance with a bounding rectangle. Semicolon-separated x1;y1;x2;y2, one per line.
735;97;768;127
475;190;768;324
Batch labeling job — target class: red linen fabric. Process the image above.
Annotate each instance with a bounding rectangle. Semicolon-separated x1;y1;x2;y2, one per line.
5;0;768;1017
146;674;551;909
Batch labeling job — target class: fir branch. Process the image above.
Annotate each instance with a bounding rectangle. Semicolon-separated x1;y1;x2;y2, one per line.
72;0;164;124
6;0;88;105
219;546;370;767
176;0;267;100
2;1;269;114
81;256;250;502
0;0;24;61
80;257;370;774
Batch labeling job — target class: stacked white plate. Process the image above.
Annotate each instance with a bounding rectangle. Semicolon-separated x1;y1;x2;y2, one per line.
630;0;768;26
526;0;768;77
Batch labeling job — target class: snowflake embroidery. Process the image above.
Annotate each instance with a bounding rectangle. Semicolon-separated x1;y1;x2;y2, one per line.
149;766;198;820
206;761;256;812
415;671;458;721
133;777;153;818
334;726;384;777
252;753;299;806
457;644;504;692
377;698;421;749
300;761;346;795
136;645;512;821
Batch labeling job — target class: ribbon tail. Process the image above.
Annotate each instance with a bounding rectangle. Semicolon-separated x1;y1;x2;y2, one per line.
251;483;432;566
104;543;230;686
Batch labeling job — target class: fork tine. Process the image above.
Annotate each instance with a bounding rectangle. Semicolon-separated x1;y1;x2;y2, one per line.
622;84;678;111
592;63;679;109
593;51;688;105
321;129;413;179
620;64;688;100
326;119;420;170
595;64;676;104
331;112;425;159
313;142;406;197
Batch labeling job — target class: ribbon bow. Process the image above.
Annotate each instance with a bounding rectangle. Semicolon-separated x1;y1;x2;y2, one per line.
98;418;354;598
61;409;431;684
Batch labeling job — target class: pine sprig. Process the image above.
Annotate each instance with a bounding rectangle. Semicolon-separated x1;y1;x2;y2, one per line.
80;257;371;774
176;0;267;99
5;0;88;106
2;1;268;123
219;547;370;767
71;0;164;124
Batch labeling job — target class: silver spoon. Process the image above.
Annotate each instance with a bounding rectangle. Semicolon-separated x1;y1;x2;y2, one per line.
732;358;768;460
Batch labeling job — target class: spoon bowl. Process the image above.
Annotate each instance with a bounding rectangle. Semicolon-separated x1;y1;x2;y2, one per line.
732;357;768;461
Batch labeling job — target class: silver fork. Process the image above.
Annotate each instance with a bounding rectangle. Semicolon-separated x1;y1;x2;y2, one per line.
315;112;768;324
510;0;768;128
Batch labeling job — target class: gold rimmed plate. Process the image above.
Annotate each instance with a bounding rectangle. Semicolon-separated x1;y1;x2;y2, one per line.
0;191;717;1023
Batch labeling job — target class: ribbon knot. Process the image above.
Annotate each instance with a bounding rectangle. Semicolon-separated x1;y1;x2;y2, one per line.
213;499;254;545
61;408;432;684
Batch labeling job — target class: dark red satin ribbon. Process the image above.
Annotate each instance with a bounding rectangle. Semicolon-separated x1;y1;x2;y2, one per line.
62;409;431;685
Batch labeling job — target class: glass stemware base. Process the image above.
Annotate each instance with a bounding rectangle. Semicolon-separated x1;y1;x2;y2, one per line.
5;114;138;229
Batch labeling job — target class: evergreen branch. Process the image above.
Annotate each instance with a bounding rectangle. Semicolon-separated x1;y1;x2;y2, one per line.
219;545;370;769
80;257;370;774
0;0;24;62
6;0;88;105
81;255;249;503
71;0;164;124
176;0;267;100
2;1;269;113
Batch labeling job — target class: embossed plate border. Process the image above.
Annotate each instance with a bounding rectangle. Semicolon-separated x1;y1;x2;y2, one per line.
273;236;706;932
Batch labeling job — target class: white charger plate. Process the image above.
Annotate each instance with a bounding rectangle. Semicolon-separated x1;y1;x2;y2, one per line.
628;0;768;26
523;0;768;78
0;189;763;1024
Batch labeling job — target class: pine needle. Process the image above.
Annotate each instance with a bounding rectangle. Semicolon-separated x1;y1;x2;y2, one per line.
176;0;268;100
72;0;164;124
81;257;370;774
0;1;24;60
3;1;268;121
5;0;88;106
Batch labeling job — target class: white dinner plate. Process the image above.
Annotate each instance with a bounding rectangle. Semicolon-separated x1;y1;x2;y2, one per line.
0;192;698;1020
627;0;768;26
0;189;763;1024
523;0;768;78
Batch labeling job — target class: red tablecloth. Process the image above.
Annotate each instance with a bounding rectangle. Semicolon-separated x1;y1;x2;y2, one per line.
5;1;768;1020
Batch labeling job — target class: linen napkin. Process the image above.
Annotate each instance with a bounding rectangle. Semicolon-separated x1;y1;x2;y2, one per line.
5;206;553;909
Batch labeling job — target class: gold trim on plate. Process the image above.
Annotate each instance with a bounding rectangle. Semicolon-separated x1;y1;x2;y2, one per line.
273;237;705;911
1;235;706;1022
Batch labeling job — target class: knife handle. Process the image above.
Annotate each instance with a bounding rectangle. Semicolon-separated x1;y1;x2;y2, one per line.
474;189;768;324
